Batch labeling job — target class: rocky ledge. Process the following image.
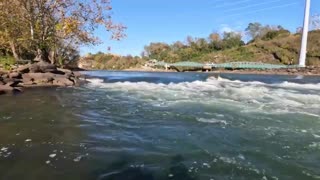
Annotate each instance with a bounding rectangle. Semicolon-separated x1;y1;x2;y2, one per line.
0;62;82;95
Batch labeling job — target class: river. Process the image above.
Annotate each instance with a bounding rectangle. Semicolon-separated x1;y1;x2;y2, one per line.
0;71;320;180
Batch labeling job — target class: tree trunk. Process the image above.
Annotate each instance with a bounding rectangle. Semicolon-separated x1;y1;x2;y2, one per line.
9;41;19;61
48;49;56;65
34;48;50;63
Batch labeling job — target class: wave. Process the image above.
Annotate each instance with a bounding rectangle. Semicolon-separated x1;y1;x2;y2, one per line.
85;76;320;118
197;118;228;125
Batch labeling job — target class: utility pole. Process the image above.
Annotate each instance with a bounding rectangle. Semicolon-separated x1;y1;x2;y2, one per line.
299;0;311;67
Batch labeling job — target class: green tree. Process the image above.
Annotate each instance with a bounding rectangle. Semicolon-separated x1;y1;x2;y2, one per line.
245;22;263;40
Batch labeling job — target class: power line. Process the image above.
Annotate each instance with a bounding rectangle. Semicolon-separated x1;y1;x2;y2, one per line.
223;2;299;18
212;0;254;9
224;0;285;13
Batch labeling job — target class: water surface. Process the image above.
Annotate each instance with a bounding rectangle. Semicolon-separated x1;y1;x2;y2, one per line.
1;71;320;180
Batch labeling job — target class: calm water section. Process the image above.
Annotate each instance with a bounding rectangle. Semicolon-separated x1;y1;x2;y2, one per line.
0;71;320;180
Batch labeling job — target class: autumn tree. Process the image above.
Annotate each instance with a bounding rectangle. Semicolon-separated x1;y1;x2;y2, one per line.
0;0;28;60
0;0;126;64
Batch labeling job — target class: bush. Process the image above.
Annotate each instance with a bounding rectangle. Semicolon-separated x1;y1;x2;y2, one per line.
261;30;290;41
0;56;15;70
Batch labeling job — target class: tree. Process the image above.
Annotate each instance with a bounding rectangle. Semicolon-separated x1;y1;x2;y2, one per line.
245;22;263;40
0;0;126;64
311;14;320;30
0;0;27;61
222;31;244;49
208;33;221;42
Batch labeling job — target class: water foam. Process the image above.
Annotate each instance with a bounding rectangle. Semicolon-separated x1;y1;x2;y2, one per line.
86;76;320;119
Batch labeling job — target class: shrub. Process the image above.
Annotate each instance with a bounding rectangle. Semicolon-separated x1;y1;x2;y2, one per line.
0;56;15;70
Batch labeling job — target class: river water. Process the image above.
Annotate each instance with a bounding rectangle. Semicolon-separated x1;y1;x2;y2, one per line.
0;71;320;180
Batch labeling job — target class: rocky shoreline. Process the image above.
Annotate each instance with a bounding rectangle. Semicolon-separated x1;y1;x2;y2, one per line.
0;62;82;95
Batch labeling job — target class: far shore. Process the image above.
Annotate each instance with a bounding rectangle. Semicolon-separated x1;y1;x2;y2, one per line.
122;66;320;76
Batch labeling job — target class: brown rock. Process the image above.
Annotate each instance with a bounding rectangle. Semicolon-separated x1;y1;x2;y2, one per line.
22;73;56;85
0;85;14;94
53;77;74;86
5;80;22;87
57;68;72;75
9;72;22;79
29;63;41;73
1;73;9;78
29;62;57;73
73;71;83;78
16;64;30;73
1;78;15;84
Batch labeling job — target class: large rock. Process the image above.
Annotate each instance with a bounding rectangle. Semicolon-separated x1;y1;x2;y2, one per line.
0;85;23;95
21;72;75;86
53;77;74;86
16;64;31;73
57;68;72;75
29;62;57;73
73;71;83;78
22;73;55;85
9;72;22;79
0;85;14;94
5;79;22;87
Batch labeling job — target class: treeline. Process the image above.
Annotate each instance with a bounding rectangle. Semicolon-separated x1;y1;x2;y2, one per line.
0;0;125;67
78;21;320;70
142;23;291;63
79;53;145;70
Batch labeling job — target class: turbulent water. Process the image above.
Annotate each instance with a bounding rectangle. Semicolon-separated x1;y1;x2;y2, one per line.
0;71;320;180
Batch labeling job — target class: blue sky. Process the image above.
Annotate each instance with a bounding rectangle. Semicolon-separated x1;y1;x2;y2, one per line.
81;0;320;56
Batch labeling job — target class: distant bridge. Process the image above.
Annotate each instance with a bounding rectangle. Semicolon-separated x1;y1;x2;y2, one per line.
154;61;299;71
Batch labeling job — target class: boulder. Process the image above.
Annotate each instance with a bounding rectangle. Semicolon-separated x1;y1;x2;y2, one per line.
57;68;72;75
53;77;74;86
0;85;14;94
5;79;22;87
29;62;57;73
73;71;83;78
22;73;56;85
9;72;22;79
16;64;31;73
1;78;15;84
1;73;9;79
29;63;41;73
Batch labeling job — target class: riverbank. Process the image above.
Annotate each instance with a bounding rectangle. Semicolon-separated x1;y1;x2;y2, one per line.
0;62;82;95
124;66;320;76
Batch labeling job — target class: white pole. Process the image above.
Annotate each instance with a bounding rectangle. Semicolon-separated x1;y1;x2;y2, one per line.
299;0;311;67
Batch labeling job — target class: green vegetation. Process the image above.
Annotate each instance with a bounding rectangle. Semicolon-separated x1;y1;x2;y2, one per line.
78;53;146;70
0;56;15;70
140;23;320;67
83;26;320;70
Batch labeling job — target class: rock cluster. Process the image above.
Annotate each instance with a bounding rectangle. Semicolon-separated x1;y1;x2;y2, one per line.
0;62;81;95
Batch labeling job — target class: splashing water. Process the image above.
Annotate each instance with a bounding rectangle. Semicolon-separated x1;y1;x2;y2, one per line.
1;71;320;180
